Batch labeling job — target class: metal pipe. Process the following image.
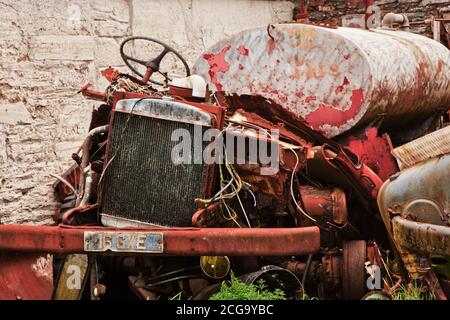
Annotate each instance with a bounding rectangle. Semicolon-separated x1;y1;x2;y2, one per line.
61;204;98;225
50;173;79;197
0;225;321;256
78;125;108;205
295;0;308;20
365;0;374;29
79;165;93;207
382;13;410;31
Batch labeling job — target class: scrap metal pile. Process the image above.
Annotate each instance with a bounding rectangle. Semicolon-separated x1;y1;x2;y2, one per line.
0;22;449;300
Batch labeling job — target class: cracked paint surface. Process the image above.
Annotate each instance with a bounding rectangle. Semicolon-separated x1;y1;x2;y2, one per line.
194;24;450;138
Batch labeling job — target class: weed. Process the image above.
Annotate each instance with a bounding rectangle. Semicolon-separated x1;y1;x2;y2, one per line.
209;272;286;300
390;281;433;300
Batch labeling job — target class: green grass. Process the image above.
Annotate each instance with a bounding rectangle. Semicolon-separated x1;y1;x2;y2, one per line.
209;272;286;300
390;281;433;300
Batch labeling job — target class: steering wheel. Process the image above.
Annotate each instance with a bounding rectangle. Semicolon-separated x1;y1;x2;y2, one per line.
120;36;191;85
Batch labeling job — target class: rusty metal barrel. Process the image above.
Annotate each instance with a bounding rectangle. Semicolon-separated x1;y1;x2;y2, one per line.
193;24;450;137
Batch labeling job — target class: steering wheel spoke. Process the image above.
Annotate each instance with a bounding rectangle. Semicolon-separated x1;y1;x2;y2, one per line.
125;55;147;66
120;36;190;85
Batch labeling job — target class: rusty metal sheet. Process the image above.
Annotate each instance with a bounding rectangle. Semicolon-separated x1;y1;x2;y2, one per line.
0;252;53;300
194;24;450;137
392;216;450;256
340;127;398;181
0;225;320;256
392;125;450;170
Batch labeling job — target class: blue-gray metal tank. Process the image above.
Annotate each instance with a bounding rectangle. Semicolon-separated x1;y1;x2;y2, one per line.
377;154;450;227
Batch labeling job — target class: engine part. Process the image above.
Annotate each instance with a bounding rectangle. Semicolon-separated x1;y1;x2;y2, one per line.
128;276;157;300
100;98;215;227
319;249;343;295
61;204;98;226
378;153;450;228
382;13;410;31
239;265;302;299
194;23;450;137
306;145;383;204
342;240;367;300
299;186;347;225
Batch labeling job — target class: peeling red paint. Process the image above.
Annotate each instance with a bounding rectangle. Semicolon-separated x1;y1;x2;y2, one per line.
343;127;398;181
305;88;364;129
237;45;249;56
203;45;231;91
335;77;350;94
305;96;316;103
239;64;244;70
296;91;304;99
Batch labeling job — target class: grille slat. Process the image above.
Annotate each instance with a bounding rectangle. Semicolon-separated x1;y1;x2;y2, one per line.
101;101;210;227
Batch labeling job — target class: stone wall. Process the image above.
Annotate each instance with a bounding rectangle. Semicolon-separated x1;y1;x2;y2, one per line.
0;0;295;225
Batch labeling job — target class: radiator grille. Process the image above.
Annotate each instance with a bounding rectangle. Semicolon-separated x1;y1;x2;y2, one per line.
101;101;210;227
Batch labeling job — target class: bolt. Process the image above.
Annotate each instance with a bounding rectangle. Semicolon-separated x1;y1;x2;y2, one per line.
93;284;107;298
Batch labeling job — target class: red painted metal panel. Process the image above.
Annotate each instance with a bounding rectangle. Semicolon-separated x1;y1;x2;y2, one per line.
0;252;53;300
0;225;320;256
340;127;398;181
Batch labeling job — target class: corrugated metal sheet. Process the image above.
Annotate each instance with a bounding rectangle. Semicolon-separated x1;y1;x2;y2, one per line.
392;125;450;169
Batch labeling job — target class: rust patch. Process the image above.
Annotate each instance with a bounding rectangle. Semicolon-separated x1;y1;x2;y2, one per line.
237;45;249;56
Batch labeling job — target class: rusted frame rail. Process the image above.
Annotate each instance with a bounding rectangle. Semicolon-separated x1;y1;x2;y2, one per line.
0;225;320;256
